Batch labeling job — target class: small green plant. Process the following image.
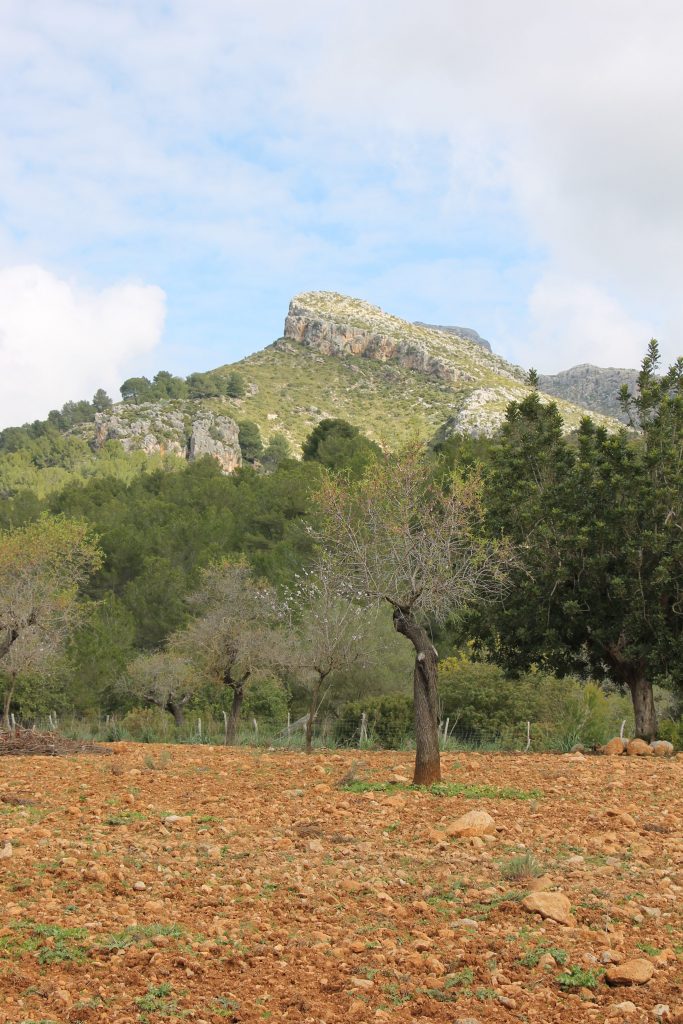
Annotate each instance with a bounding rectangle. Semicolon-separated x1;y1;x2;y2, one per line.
211;996;241;1017
637;942;661;956
557;965;603;989
520;943;568;967
99;923;183;951
340;780;541;800
135;983;182;1021
500;850;544;881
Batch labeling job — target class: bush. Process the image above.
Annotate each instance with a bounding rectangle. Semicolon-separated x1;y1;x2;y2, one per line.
658;717;682;749
243;676;289;726
335;695;413;748
120;707;177;742
438;655;634;750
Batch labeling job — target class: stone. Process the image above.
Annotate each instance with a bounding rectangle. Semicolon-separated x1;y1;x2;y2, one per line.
605;959;655;985
613;1002;638;1014
653;1006;671;1019
133;880;146;891
447;810;496;837
522;891;574;925
602;737;627;756
651;741;674;757
627;739;652;757
0;842;13;859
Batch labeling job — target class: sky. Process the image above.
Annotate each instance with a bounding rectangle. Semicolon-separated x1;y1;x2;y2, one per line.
1;0;682;427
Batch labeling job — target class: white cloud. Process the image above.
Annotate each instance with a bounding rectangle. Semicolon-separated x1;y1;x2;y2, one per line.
0;265;165;428
522;275;654;373
1;2;682;377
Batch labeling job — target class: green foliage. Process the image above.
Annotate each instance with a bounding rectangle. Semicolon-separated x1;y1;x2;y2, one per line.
242;675;289;724
225;371;246;398
556;965;603;989
658;717;682;748
237;420;264;462
335;695;413;747
474;348;683;736
499;851;544;881
119;706;178;742
261;432;292;470
302;418;381;476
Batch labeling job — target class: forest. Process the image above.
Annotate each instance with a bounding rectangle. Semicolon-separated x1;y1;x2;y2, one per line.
1;343;682;774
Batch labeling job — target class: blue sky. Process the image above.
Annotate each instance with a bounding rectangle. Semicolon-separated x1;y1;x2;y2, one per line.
1;1;682;425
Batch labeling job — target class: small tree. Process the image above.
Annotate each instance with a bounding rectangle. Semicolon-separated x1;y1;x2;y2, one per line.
0;515;102;727
123;651;199;727
238;420;264;463
225;371;246;399
317;447;511;783
281;557;373;753
170;561;280;742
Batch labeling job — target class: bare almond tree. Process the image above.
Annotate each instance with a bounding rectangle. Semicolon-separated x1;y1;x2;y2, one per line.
170;561;281;743
0;515;102;728
280;556;375;753
316;447;512;784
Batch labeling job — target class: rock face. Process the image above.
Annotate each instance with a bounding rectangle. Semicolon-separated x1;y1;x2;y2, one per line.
539;364;640;423
92;406;242;474
284;292;523;388
187;414;241;473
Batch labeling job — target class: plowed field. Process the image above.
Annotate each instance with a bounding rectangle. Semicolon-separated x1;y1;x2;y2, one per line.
1;746;681;1024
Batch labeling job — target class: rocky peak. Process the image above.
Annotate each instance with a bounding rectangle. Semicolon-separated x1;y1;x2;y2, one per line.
284;291;523;387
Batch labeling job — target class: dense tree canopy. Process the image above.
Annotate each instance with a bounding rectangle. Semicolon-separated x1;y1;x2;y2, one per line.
474;344;683;739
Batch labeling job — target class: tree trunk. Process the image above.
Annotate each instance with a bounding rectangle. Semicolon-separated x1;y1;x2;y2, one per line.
167;701;185;728
225;684;244;745
305;677;322;754
2;679;15;731
629;676;657;741
393;608;441;785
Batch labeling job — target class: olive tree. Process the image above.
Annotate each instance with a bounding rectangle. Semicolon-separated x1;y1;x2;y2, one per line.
317;447;511;784
123;650;200;727
0;515;102;727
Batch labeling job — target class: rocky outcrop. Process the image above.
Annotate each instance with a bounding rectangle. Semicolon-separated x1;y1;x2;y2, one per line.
539;364;640;424
415;322;492;352
187;414;241;473
283;293;526;387
92;405;241;473
285;298;475;384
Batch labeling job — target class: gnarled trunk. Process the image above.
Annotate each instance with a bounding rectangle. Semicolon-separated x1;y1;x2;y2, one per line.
167;701;185;728
629;675;657;741
225;684;244;745
393;608;441;786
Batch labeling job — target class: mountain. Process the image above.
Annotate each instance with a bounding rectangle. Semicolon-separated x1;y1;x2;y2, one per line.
414;322;492;352
83;291;623;462
538;364;640;424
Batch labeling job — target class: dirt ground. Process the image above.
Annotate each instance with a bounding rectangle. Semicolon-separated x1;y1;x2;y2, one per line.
0;745;681;1024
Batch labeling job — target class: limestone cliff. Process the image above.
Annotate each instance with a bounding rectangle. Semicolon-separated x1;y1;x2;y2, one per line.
284;292;522;387
92;405;242;473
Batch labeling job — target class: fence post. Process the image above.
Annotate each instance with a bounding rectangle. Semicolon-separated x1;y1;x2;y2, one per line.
253;717;259;737
359;712;368;746
619;718;626;740
525;721;531;752
287;711;291;738
222;711;228;746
